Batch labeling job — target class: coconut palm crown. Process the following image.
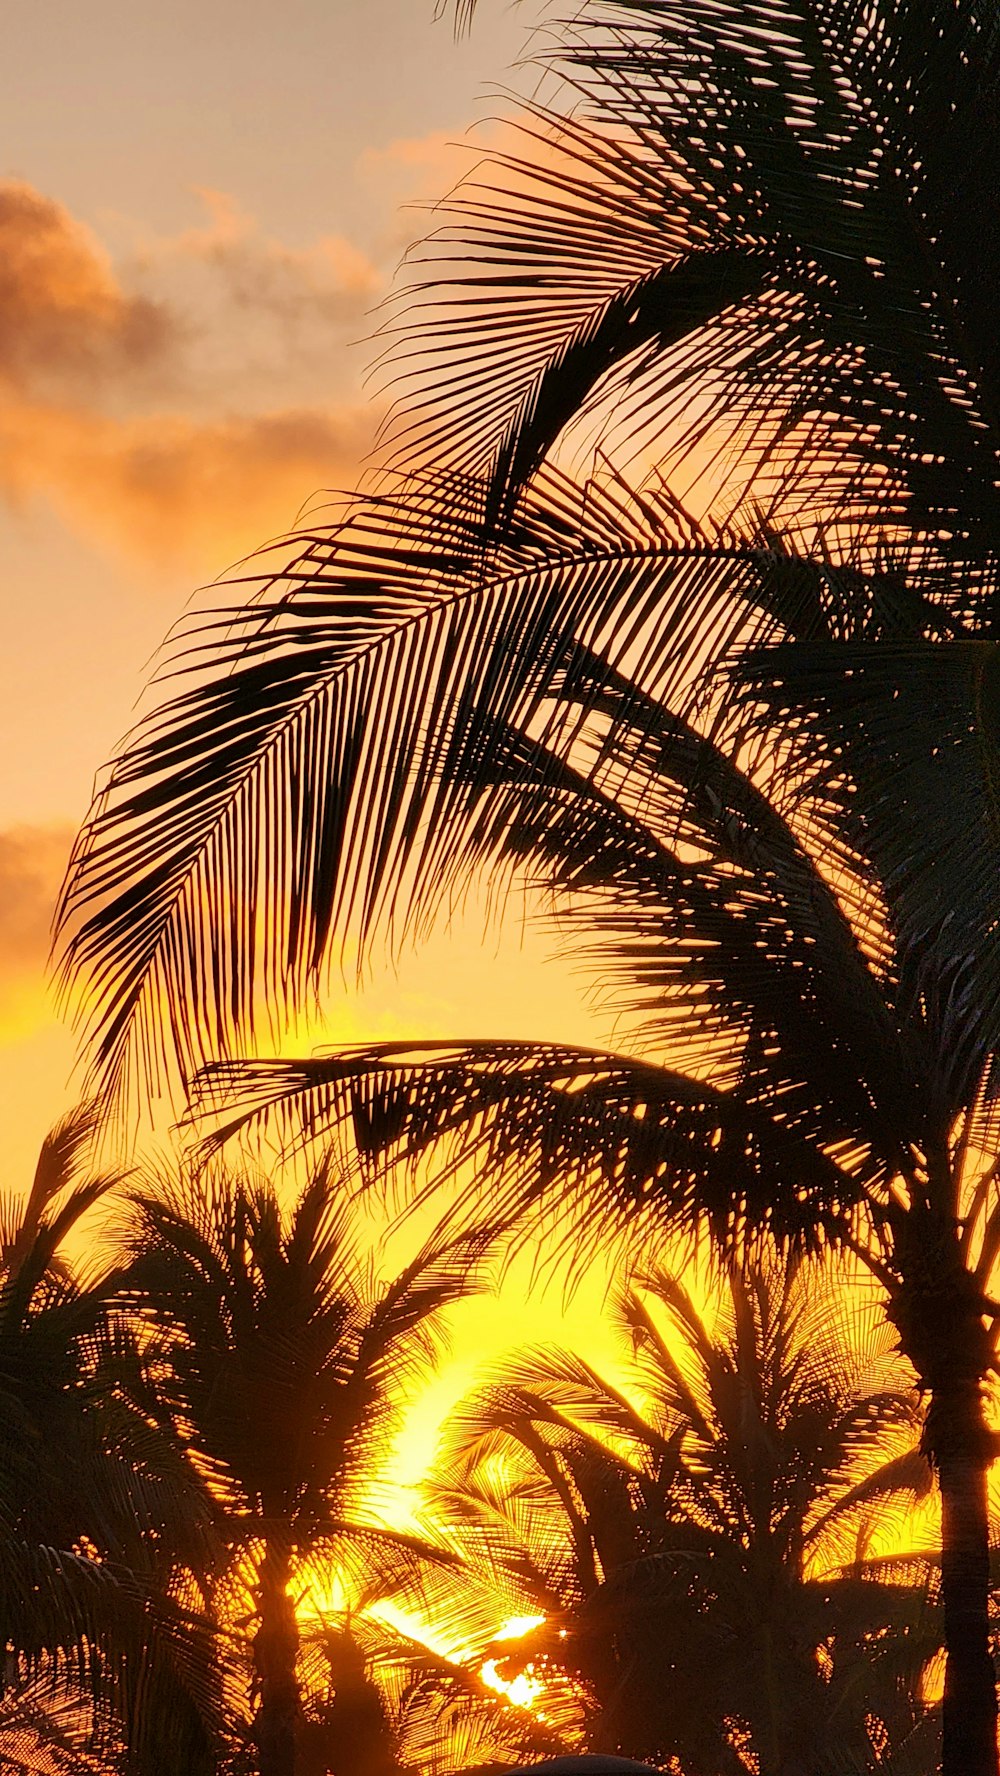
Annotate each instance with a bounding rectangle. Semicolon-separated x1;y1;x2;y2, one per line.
432;1250;935;1774
121;1165;491;1776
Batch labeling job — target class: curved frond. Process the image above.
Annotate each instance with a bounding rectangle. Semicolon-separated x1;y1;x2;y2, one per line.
191;1040;871;1252
58;469;808;1107
382;2;1000;576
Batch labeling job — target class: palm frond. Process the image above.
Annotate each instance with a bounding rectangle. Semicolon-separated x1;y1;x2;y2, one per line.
191;1039;872;1253
381;1;1000;577
739;637;1000;1125
57;467;817;1107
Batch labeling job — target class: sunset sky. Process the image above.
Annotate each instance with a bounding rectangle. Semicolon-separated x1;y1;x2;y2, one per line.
1;0;634;1437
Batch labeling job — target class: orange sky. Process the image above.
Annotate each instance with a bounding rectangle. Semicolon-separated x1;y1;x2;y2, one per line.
0;0;647;1486
1;0;541;1149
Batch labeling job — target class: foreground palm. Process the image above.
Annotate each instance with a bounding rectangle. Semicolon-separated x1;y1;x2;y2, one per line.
58;0;1000;1769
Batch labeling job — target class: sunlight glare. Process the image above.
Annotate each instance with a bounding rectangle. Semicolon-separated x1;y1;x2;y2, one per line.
494;1613;547;1641
481;1658;546;1713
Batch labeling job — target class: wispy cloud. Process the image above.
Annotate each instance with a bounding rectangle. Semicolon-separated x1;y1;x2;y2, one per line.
0;397;376;569
132;187;380;331
0;180;387;570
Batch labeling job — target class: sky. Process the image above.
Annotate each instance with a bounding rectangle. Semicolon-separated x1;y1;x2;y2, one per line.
0;0;639;1462
0;1;944;1638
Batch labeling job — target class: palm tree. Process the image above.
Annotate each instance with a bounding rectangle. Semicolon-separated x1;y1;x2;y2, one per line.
296;1600;569;1776
431;1250;936;1774
55;1;1000;1770
121;1163;491;1776
0;1105;222;1776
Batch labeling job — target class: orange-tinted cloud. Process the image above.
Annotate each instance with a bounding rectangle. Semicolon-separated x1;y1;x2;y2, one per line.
0;396;378;572
0;180;387;569
359;127;474;187
0;180;174;395
134;188;380;331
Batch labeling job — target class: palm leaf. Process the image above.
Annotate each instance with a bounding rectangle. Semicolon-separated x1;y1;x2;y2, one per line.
191;1039;870;1251
381;5;1000;567
739;637;1000;1124
57;468;823;1107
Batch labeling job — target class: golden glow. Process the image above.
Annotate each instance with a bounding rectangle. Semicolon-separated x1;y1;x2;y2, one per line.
368;1601;552;1718
481;1658;546;1714
494;1614;547;1643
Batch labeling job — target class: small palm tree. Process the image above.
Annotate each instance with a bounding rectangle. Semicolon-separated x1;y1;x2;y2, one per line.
0;1105;222;1776
432;1252;936;1775
122;1163;491;1776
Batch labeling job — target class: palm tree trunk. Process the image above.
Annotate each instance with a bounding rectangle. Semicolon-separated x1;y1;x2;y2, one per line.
895;1210;998;1776
934;1380;997;1776
253;1540;300;1776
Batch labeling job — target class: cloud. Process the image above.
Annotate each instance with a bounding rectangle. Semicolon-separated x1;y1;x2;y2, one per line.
0;180;386;570
0;395;378;571
130;187;381;343
0;825;74;1040
359;127;473;187
0;178;384;417
0;180;174;395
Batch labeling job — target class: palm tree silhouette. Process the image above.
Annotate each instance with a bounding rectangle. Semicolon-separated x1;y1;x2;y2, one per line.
56;0;1000;1768
296;1598;570;1776
121;1163;490;1776
0;1105;222;1776
432;1249;936;1774
139;606;1000;1776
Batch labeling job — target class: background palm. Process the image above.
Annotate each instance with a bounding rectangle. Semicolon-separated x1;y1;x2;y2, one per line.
122;1164;490;1776
0;1106;222;1776
431;1250;935;1774
295;1602;569;1776
56;0;1000;1770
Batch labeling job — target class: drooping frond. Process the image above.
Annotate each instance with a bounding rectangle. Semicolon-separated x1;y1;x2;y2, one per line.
739;637;1000;1123
60;461;909;1109
54;471;765;1105
190;1040;873;1253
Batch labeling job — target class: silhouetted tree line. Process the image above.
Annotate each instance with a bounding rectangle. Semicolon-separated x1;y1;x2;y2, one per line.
0;1104;973;1776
